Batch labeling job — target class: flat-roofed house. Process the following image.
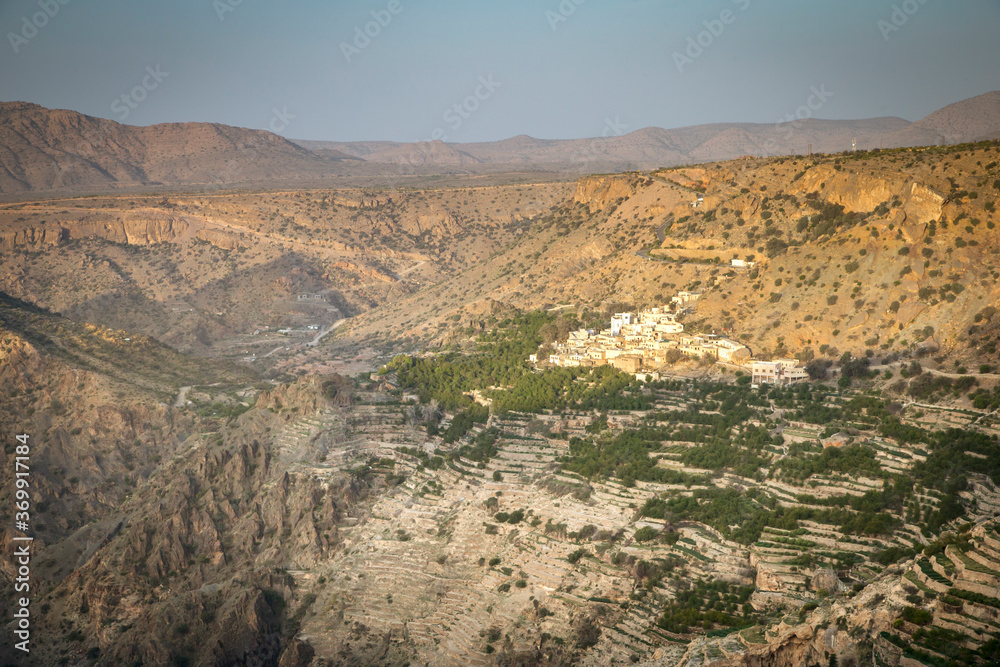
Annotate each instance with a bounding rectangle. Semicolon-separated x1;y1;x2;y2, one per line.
610;312;634;336
714;338;752;364
610;355;643;373
655;321;684;334
671;291;702;306
752;359;808;385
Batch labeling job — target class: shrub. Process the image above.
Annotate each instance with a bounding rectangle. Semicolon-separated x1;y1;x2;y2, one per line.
900;606;933;626
765;238;789;257
806;359;832;380
842;357;871;378
634;526;659;542
575;617;601;649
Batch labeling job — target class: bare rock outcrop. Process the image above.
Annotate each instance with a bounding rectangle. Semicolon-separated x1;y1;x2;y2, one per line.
575;175;637;212
0;210;187;250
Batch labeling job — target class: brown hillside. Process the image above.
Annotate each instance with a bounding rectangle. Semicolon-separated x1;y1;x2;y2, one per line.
334;142;1000;373
0;102;347;194
890;91;1000;146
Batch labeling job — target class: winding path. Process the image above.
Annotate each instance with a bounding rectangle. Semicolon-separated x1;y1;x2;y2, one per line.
635;215;673;260
396;261;427;278
306;318;348;347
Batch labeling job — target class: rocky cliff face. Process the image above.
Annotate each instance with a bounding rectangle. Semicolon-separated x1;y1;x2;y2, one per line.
793;166;905;213
575;174;639;212
0;209;187;251
792;166;944;225
15;375;372;666
0;335;195;556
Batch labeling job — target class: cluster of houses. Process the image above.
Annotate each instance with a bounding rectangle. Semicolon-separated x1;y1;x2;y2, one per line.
535;306;751;376
532;304;808;385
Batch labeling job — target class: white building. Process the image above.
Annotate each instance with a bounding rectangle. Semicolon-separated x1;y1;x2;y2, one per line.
610;312;634;336
712;337;752;363
751;359;809;385
655;321;685;335
671;292;702;307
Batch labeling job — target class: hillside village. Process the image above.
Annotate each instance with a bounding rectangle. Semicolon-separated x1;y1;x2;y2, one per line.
538;300;808;385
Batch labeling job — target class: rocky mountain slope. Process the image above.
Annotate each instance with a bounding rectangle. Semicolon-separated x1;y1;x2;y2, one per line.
0;102;355;194
335;140;1000;375
0;181;570;360
3;114;1000;666
4;307;999;665
5;138;996;380
888;91;1000;146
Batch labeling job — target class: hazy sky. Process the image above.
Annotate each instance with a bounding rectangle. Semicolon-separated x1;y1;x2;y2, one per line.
2;0;999;142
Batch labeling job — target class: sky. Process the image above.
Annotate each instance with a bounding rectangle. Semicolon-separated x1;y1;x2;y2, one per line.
2;0;999;143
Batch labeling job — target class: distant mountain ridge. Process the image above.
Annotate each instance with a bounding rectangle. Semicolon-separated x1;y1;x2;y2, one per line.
296;91;1000;169
1;91;999;195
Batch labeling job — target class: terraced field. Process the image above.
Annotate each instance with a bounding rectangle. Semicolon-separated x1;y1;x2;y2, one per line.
260;371;1000;666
